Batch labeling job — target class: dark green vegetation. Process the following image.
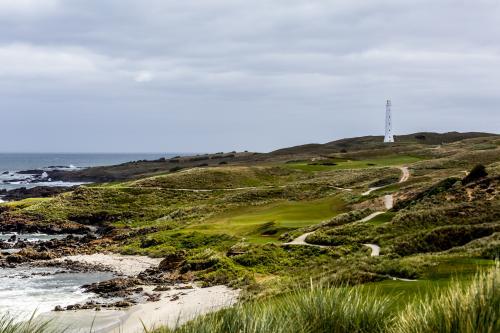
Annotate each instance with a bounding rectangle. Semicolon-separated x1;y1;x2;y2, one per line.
1;132;499;331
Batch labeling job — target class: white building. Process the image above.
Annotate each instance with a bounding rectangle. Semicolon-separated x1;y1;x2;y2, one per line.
384;100;394;143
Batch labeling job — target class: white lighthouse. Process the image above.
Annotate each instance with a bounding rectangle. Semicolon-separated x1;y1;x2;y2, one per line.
384;100;394;143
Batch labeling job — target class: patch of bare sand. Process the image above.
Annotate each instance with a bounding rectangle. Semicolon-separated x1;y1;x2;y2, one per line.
54;253;162;276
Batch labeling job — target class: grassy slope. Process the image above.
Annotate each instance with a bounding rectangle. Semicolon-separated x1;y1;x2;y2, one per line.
1;135;499;305
186;196;346;243
285;155;421;172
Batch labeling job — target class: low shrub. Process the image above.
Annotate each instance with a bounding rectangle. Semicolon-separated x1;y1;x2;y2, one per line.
462;164;488;185
394;177;459;210
169;166;184;172
392;225;499;256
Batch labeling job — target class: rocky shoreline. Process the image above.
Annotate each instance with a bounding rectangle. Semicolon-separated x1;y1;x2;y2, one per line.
0;186;75;201
0;231;226;317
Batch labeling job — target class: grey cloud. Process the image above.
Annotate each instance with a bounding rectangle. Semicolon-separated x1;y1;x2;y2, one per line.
0;0;499;152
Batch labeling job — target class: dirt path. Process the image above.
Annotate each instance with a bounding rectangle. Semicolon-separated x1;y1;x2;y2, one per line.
286;166;411;253
399;166;410;183
282;232;329;247
360;211;385;222
362;166;409;196
363;244;380;256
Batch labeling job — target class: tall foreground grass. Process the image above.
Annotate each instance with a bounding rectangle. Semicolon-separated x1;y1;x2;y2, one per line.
157;285;393;333
392;264;499;333
0;313;57;333
158;265;499;333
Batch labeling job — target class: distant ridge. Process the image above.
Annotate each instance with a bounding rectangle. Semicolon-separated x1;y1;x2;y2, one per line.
42;131;497;183
270;132;498;156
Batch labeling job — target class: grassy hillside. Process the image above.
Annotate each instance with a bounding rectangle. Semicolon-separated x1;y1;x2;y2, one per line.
271;132;497;157
1;133;499;330
44;132;498;183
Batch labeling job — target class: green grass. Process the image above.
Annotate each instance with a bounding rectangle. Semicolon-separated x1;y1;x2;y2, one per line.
391;264;499;333
367;212;395;225
154;265;499;333
1;197;52;209
365;257;497;308
185;196;347;243
285;155;422;172
128;166;303;189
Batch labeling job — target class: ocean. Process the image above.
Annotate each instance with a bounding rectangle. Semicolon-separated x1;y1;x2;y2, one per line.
0;152;178;322
0;266;114;321
0;152;180;192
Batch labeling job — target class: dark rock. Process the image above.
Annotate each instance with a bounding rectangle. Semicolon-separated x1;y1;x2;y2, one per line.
17;169;45;175
0;241;12;250
112;300;132;308
158;251;186;271
18;248;56;260
0;212;91;235
140;237;162;248
83;278;140;296
3;186;74;201
54;305;64;312
6;254;27;264
66;304;82;311
145;293;161;302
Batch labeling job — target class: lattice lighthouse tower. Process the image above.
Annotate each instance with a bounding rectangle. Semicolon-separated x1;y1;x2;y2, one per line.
384;100;394;143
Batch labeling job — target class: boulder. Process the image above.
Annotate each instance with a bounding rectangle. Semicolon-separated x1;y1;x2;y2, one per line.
6;254;28;264
18;248;56;261
158;251;186;271
83;277;140;295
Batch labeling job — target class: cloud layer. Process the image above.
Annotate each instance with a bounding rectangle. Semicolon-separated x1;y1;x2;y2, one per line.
1;0;499;152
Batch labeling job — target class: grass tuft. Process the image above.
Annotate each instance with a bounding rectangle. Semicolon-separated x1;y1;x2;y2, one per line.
156;286;393;333
391;264;500;333
0;313;60;333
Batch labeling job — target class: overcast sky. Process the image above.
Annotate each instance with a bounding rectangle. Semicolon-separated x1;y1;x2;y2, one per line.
1;0;499;153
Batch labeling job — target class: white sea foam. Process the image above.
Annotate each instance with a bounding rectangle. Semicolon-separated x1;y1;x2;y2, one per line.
0;267;113;321
0;233;72;243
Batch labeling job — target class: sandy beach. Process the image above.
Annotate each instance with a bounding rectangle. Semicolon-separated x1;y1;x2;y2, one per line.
54;253;163;276
44;284;239;333
42;253;240;332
